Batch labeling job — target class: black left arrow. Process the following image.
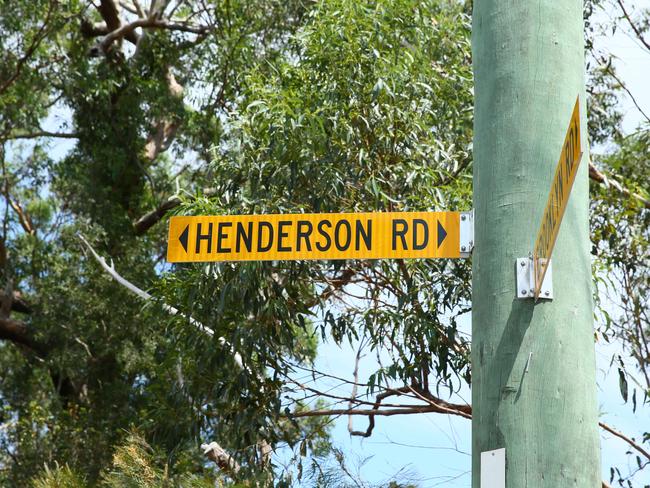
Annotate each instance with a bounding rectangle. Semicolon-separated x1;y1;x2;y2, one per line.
437;221;447;248
179;224;189;253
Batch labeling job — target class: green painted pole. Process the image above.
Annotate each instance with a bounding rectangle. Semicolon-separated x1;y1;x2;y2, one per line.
471;1;601;486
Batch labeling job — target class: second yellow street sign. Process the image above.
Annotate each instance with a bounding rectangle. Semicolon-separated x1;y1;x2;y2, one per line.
167;211;466;263
532;96;582;299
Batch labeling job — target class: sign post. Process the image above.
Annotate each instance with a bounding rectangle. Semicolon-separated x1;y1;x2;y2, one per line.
472;0;601;484
167;211;470;263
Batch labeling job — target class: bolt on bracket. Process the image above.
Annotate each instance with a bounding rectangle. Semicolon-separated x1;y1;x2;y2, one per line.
516;256;553;300
460;210;474;258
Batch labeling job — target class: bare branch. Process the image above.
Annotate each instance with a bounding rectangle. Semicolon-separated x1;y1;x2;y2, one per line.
95;0;138;44
140;70;183;163
292;386;647;475
201;441;241;475
131;0;145;17
599;421;650;462
0;316;46;356
80;19;110;38
78;235;272;474
5;193;35;236
615;0;650;53
0;290;32;315
292;405;463;419
77;234;249;370
347;344;364;434
133;196;181;234
589;162;650;209
78;234;213;332
291;384;471;440
143;119;179;161
98;17;209;52
597;54;650;125
0;131;79;142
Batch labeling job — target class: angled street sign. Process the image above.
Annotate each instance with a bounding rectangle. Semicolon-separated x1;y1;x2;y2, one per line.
532;96;583;299
167;211;470;263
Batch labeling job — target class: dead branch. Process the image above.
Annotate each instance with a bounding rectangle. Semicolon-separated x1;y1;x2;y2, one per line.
201;441;241;475
292;405;462;419
589;162;650;209
77;234;250;370
291;384;646;472
291;384;471;439
80;19;110;38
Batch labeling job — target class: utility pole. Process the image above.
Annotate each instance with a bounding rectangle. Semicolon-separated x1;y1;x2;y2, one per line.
471;1;601;486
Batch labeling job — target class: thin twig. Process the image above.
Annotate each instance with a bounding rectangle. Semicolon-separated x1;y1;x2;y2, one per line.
615;0;650;52
597;54;650;125
599;421;650;462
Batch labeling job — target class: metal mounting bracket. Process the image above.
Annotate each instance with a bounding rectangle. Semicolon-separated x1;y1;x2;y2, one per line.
516;256;553;300
460;210;474;258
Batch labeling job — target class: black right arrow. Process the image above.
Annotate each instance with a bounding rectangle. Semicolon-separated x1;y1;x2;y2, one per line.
437;221;447;248
179;224;189;253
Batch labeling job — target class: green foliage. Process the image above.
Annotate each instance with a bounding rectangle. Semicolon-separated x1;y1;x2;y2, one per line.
162;0;473;460
585;2;650;484
1;0;647;485
1;0;314;484
33;433;215;488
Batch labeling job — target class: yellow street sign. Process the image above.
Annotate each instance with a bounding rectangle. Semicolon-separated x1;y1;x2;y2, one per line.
167;211;461;263
533;97;583;299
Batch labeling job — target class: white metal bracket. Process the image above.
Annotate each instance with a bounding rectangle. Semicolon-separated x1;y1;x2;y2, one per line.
460;210;474;258
516;256;553;300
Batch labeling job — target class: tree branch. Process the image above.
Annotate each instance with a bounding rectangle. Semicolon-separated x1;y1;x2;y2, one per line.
141;70;183;163
292;387;647;474
292;405;465;419
0;316;46;356
96;0;139;45
615;0;650;53
291;384;471;440
589;162;650;209
98;17;209;52
143;118;179;161
0;290;32;315
201;441;241;475
133;196;180;234
0;131;79;141
80;19;110;38
599;421;650;462
77;234;249;370
597;54;650;125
